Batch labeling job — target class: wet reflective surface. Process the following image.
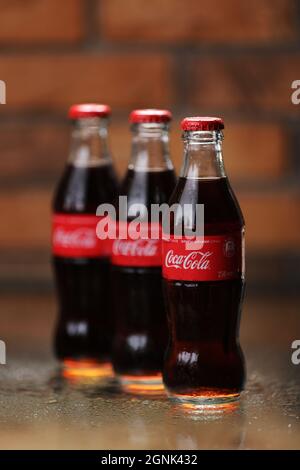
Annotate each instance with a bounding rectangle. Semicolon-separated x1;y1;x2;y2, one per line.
0;293;299;449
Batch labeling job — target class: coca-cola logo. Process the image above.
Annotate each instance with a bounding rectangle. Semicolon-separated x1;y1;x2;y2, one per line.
53;227;97;249
165;250;212;271
113;239;160;258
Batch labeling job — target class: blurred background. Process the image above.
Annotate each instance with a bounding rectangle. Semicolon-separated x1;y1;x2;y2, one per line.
0;0;299;296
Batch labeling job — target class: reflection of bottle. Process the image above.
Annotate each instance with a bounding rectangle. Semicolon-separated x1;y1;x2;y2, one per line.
162;117;245;407
167;402;246;450
111;109;176;392
52;104;118;372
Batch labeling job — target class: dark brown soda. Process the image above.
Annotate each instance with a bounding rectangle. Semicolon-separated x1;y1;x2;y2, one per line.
112;168;176;377
53;162;118;362
163;176;245;399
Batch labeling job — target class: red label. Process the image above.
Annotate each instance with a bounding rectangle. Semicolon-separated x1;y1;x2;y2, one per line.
52;213;111;258
162;233;242;281
111;221;162;267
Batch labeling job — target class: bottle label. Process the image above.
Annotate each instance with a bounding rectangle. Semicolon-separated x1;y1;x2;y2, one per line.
111;221;162;267
162;233;242;281
52;213;111;258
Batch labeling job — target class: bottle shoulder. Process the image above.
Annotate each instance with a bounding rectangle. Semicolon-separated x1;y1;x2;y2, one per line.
169;176;244;232
117;168;176;210
53;163;118;213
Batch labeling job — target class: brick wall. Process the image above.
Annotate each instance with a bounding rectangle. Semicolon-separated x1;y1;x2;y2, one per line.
0;0;299;293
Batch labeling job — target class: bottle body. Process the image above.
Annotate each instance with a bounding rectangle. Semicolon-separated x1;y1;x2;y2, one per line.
162;118;245;406
111;111;176;391
53;163;118;363
112;168;176;380
52;106;118;368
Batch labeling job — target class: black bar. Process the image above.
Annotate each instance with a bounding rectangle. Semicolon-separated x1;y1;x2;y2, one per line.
0;450;298;465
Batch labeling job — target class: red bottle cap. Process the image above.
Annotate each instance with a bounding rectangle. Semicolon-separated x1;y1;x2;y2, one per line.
181;117;224;131
68;103;111;120
130;109;172;124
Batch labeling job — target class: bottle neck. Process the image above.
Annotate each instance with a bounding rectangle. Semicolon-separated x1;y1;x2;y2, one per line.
69;117;111;167
129;122;173;172
180;130;225;179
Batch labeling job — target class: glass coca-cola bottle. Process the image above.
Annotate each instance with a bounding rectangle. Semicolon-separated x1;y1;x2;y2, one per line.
111;109;176;393
162;117;245;407
52;104;118;376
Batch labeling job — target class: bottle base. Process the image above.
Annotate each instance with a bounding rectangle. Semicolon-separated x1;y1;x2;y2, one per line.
167;389;241;410
118;373;165;396
62;359;114;382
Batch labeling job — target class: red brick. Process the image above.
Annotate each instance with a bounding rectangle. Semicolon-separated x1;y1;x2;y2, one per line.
100;0;298;44
0;0;84;44
0;123;68;181
239;191;300;250
190;54;300;115
0;54;173;111
224;123;287;179
0;189;51;249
